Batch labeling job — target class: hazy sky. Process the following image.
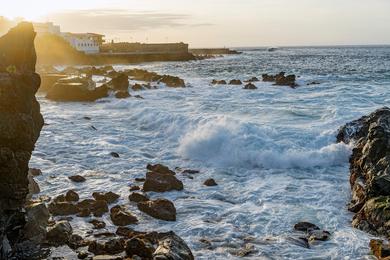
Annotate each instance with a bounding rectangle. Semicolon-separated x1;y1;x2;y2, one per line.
2;0;390;47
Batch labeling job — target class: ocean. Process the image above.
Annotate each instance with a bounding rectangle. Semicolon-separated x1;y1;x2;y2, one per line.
31;46;390;259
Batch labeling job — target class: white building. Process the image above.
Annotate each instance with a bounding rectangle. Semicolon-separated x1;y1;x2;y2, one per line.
33;22;61;35
61;33;105;54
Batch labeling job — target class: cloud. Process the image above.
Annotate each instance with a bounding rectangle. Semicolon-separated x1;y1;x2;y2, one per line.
46;9;212;33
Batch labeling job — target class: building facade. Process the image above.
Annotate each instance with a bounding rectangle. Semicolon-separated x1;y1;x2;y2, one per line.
62;33;105;54
33;22;61;35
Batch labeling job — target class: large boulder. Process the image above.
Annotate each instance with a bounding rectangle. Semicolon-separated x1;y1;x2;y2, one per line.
46;77;108;102
110;205;138;226
24;203;50;243
138;199;176;221
153;232;194;260
106;73;129;91
0;22;44;257
46;220;73;246
39;73;68;92
143;171;183;193
337;107;390;237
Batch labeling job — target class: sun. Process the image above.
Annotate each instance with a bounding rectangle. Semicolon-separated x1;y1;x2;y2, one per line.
2;1;59;21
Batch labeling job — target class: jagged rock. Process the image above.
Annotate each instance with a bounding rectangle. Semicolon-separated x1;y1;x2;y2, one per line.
106;73;129;91
337;107;390;237
39;73;68;92
159;75;185;88
132;83;143;91
229;79;242;85
153;232;194;260
48;202;79;216
262;72;297;87
24;203;49;243
69;175;86;183
243;83;257;90
46;76;108;102
245;77;259;83
115;91;130;99
370;239;390;259
0;22;44;257
138;199;176;221
204;178;218;186
129;192;149;203
211;79;227;85
65;190;80;202
89;219;106;229
27;171;40;199
110;205;138;226
46;220;73;245
125;238;154;258
110;152;120;158
143;164;183;192
92;191;120;204
28;168;42;176
293;222;320;232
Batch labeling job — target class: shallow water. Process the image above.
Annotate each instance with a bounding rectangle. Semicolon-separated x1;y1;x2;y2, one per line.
31;47;390;259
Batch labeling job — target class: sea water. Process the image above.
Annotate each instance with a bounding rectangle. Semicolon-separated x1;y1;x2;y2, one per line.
31;46;390;259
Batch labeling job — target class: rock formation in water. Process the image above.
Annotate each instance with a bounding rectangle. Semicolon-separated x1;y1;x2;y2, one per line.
0;22;44;258
337;107;390;237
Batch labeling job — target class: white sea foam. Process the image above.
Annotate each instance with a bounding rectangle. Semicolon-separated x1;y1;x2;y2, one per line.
178;117;352;169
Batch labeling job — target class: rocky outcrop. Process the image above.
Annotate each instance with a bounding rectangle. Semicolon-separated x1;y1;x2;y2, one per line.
0;22;44;258
153;232;194;260
143;165;183;192
262;72;297;87
138;199;176;221
337;107;390;237
243;83;257;90
46;76;109;102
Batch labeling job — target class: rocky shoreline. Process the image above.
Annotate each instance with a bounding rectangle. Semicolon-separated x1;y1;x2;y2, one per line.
337;107;390;259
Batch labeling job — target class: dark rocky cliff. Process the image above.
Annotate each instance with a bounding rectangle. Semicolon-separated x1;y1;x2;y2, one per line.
0;22;44;258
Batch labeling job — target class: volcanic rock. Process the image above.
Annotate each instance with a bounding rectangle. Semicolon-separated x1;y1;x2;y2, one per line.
129;192;149;203
204;178;218;186
153;232;194;260
92;191;120;204
137;199;176;221
46;220;73;245
110;205;138;226
69;175;86;183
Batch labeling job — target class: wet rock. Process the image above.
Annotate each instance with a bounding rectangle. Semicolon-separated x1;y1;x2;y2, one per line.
110;152;120;158
245;77;259;83
147;163;176;175
293;222;320;232
48;202;79;216
89;219;106;229
229;79;242;85
77;251;89;259
69;175;86;183
39;73;68;92
337;107;390;237
275;73;297;87
93;255;123;260
204;178;218;186
125;237;154;258
234;244;257;257
243;83;257;90
92;191;120;204
88;240;106;255
129;192;149;203
24;203;50;243
370;239;390;259
46;77;108;102
129;186;140;191
69;234;89;249
308;230;331;242
29;168;42;176
211;79;227;85
27;171;40;199
77;199;109;217
115;91;130;99
106;73;129;91
110;205;138;226
138;199;176;221
132;83;143;91
104;238;126;255
159;75;186;88
135;178;146;182
181;169;200;174
134;95;144;99
143;171;184;192
286;236;310;248
46;220;73;245
153;231;194;260
307;81;320;86
65;190;80;202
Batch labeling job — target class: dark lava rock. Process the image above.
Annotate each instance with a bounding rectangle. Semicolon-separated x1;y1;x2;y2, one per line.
46;77;108;102
46;220;73;245
68;234;88;249
159;75;186;88
134;95;144;99
135;178;146;182
262;72;297;87
204;178;218;186
211;79;227;85
115;91;130;99
65;190;80;202
69;175;86;183
48;202;79;216
370;239;390;259
77;199;109;217
110;152;120;158
229;79;242;85
125;237;154;258
245;77;259;83
308;230;331;242
129;186;140;191
153;231;194;260
143;171;184;192
89;219;106;229
147;163;176;175
138;199;176;221
182;169;200;174
106;73;129;91
29;168;42;176
293;222;320;232
129;192;149;203
0;22;44;256
243;83;257;90
104;238;126;255
110;205;138;226
337;107;390;236
92;191;120;204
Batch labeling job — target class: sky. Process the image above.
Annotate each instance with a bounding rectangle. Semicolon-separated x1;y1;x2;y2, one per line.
2;0;390;47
